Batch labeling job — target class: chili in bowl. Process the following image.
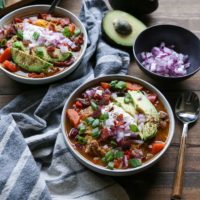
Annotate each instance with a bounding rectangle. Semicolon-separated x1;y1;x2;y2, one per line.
0;5;87;84
61;75;175;176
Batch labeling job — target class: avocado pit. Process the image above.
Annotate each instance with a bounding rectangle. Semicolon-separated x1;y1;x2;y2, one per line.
113;19;132;35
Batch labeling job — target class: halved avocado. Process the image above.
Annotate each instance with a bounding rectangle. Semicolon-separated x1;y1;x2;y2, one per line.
11;48;52;73
102;10;146;48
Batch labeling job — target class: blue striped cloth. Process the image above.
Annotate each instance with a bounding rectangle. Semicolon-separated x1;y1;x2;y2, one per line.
0;0;130;199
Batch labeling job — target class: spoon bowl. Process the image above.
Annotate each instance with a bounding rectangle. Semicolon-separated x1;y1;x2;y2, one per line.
176;92;199;123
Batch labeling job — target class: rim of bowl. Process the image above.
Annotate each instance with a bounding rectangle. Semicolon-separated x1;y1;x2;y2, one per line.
133;24;200;79
0;4;88;82
61;75;175;175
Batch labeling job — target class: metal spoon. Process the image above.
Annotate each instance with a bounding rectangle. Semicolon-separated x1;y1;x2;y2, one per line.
48;0;62;14
171;91;199;200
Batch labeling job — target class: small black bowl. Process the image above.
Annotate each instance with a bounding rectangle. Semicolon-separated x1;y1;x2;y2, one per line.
133;24;200;81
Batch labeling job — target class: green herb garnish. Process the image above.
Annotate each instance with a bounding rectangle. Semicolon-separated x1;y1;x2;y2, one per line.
74;28;81;36
115;151;124;158
115;81;126;90
129;124;139;132
129;158;142;168
32;32;40;41
100;112;109;121
104;150;114;163
85;117;94;125
91;101;98;110
36;48;44;58
17;30;23;40
76;135;87;144
78;124;86;134
63;26;71;37
107;161;114;170
124;93;132;104
92;119;100;128
92;127;101;138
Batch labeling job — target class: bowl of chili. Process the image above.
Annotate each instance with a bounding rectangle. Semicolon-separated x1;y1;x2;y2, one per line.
0;5;87;84
61;75;175;176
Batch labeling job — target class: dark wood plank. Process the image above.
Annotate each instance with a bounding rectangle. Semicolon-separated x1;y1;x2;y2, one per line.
115;172;200;200
0;95;15;107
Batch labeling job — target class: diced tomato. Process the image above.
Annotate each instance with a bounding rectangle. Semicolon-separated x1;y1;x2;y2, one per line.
125;150;132;160
69;23;76;34
67;109;80;128
148;94;157;104
114;159;121;168
126;82;143;91
115;114;124;126
14;17;23;23
100;128;110;142
39;13;49;20
48;23;56;32
116;114;123;121
75;101;83;109
102;94;110;105
0;48;11;63
3;60;17;72
115;121;124;127
101;82;110;90
59;18;70;27
151;142;165;154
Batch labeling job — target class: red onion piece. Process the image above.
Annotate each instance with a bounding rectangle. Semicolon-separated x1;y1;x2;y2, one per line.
141;43;190;77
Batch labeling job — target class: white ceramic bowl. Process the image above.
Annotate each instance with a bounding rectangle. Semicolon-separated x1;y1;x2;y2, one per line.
61;75;175;176
0;5;87;84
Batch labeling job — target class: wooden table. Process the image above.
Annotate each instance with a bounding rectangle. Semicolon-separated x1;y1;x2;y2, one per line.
1;0;200;199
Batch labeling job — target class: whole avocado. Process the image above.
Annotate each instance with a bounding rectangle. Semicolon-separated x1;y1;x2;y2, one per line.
108;0;158;15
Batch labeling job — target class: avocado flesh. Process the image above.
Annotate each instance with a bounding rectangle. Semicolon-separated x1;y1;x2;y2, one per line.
128;90;159;140
102;10;146;47
12;41;28;53
33;47;72;63
115;97;136;116
11;48;52;73
128;91;159;121
141;122;157;141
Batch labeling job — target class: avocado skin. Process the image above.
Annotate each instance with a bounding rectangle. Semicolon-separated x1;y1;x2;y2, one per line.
11;48;52;73
108;0;158;15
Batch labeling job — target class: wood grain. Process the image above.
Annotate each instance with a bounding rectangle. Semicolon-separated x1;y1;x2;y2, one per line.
0;0;200;199
0;0;37;16
172;133;187;199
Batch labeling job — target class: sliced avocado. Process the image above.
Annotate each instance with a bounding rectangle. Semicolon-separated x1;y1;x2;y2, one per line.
102;10;146;48
115;97;136;116
33;46;72;63
12;41;28;53
11;48;52;73
128;91;159;121
140;122;157;141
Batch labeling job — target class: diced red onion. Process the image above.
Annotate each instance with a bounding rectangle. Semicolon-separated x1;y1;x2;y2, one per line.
59;45;68;53
132;140;144;144
111;93;117;99
123;155;129;168
141;42;190;77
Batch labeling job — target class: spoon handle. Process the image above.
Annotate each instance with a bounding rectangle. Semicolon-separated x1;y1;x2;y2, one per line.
48;0;62;14
171;123;188;200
